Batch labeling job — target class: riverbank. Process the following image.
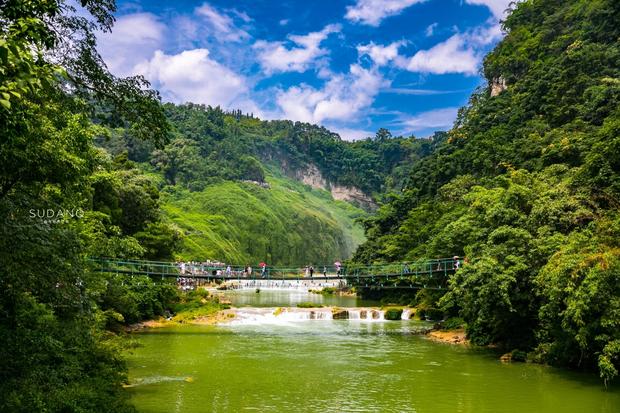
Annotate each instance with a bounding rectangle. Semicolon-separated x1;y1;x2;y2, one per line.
126;311;234;331
426;328;468;345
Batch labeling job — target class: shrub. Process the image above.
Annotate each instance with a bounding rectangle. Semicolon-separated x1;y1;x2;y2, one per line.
441;317;465;330
297;302;323;308
384;308;403;320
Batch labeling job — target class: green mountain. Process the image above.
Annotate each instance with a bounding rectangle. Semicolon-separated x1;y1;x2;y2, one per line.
161;170;366;265
353;0;620;382
97;104;436;264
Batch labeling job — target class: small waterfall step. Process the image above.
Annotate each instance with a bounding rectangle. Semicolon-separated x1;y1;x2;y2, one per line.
224;307;408;325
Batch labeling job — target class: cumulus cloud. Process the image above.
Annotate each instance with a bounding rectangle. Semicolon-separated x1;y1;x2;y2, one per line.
400;22;503;75
404;34;479;75
195;3;250;42
345;0;428;26
357;41;404;66
253;24;340;73
465;0;514;19
97;13;165;76
134;49;258;112
399;107;459;133
276;64;388;124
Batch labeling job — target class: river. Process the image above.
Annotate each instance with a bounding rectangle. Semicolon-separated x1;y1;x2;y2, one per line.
126;290;620;412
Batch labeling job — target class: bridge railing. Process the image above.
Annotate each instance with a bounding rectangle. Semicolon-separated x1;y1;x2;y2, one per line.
89;257;463;288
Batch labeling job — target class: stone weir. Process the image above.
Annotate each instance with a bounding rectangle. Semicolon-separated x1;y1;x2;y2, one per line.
222;307;414;325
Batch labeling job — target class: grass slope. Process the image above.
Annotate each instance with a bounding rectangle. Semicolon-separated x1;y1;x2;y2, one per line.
162;170;366;265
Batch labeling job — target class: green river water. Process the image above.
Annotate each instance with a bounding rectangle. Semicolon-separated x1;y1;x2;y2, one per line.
126;290;620;413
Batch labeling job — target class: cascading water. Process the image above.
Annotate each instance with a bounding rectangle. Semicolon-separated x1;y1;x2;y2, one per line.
226;307;392;325
348;309;361;320
227;307;335;325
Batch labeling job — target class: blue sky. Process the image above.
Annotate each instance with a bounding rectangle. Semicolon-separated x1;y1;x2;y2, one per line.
97;0;515;139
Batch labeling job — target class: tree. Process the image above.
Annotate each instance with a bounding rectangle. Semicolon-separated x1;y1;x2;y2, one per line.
0;1;170;411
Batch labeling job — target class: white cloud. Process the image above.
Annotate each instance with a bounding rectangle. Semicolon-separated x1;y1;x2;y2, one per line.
195;3;250;42
357;41;404;66
328;126;374;141
399;107;459;133
384;87;464;95
253;24;340;73
400;22;503;75
97;13;165;76
425;22;438;37
404;34;479;75
134;49;258;113
276;64;388;124
345;0;427;26
465;0;514;20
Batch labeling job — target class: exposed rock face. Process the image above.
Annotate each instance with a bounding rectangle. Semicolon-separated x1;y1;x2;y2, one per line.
296;163;327;189
490;76;508;96
330;184;374;209
292;163;376;210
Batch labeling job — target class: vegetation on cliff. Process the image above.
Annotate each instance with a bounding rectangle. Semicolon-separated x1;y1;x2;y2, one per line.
98;102;436;264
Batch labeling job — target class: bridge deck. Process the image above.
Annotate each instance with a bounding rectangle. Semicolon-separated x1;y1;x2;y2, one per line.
90;257;462;289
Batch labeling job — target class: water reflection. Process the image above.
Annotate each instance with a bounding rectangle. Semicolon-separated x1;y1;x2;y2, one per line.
219;289;380;308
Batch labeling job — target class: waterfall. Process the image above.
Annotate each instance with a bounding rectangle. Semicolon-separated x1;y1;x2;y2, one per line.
226;307;333;325
311;310;333;320
348;309;361;320
345;309;385;321
373;310;385;321
223;307;391;325
401;309;411;320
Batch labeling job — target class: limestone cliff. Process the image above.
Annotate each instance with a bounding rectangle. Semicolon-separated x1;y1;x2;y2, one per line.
290;163;376;210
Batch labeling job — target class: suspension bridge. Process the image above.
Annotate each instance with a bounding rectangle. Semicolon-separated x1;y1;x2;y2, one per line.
90;257;463;290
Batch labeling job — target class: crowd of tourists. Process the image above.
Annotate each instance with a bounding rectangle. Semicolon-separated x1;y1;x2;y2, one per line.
174;258;462;289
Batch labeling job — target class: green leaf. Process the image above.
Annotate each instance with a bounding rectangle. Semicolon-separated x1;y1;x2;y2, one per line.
0;45;8;64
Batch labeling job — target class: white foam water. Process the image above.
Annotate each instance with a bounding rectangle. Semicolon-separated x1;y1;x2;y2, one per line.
226;307;334;325
225;307;392;326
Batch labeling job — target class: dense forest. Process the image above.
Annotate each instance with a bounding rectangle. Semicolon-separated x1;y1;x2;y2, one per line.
2;0;620;411
0;1;433;410
0;1;177;411
353;0;620;384
97;103;436;264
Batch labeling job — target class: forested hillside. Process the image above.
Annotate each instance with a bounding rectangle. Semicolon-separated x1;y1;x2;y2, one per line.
353;0;620;383
97;103;436;264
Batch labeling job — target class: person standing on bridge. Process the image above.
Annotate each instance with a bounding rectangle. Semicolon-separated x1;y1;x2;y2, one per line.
260;262;267;278
226;265;231;276
309;265;314;278
323;266;327;277
304;266;309;277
